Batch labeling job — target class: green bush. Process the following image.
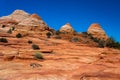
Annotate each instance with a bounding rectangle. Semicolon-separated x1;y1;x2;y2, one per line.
105;37;120;49
98;40;105;48
11;27;15;30
34;52;44;60
28;40;32;44
32;44;40;50
16;33;22;38
7;29;12;34
0;38;8;43
2;25;6;28
46;32;51;38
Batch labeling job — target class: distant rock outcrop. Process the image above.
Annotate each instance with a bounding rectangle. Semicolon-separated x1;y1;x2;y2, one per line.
87;23;108;39
59;23;75;34
0;10;50;31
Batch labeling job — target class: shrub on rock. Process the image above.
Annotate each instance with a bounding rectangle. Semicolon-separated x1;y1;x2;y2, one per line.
0;38;8;43
34;52;44;60
16;33;22;38
32;44;40;50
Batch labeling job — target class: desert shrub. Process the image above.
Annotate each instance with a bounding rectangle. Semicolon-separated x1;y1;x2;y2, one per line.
46;32;51;38
56;30;61;35
91;36;120;49
11;27;15;30
7;29;12;34
32;44;40;50
89;35;105;48
16;33;22;38
0;38;8;43
28;40;33;44
81;32;94;39
105;37;120;49
70;37;80;42
2;25;6;28
34;52;44;60
98;40;105;48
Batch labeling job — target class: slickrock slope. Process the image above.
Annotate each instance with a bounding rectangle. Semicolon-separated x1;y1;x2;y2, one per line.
87;23;108;39
0;36;120;80
59;23;75;34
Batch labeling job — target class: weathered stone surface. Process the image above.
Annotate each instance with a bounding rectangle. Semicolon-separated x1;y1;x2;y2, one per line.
18;17;46;27
0;19;18;24
0;10;50;32
87;23;108;39
3;55;15;61
1;10;30;22
30;14;42;20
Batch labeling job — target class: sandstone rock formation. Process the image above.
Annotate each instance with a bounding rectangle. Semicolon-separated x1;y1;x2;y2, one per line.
87;23;108;39
18;14;48;31
0;10;50;32
59;23;75;34
1;10;30;22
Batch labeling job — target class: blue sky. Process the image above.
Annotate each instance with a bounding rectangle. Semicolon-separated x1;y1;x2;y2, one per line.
0;0;120;42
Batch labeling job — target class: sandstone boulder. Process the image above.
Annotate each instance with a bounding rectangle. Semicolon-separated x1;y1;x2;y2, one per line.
59;23;75;34
87;23;108;39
